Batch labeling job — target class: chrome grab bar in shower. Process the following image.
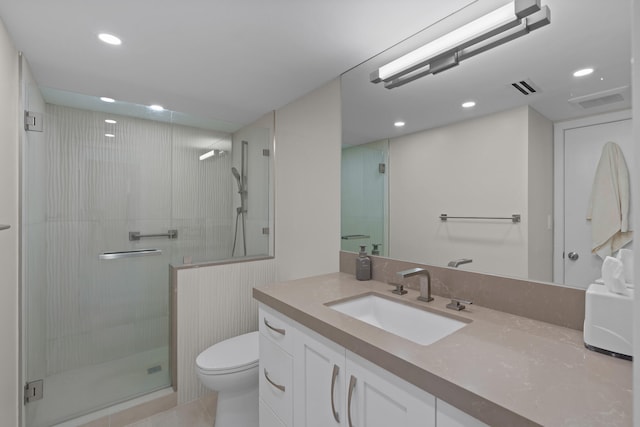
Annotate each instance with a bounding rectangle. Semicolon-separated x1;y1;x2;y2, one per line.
439;214;521;223
129;230;178;241
341;234;371;240
99;249;162;260
0;224;10;231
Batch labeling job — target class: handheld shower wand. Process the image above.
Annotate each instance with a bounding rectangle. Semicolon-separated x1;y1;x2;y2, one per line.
231;167;243;193
231;141;249;257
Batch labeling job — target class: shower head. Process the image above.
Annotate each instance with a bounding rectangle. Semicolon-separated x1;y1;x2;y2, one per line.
231;167;242;192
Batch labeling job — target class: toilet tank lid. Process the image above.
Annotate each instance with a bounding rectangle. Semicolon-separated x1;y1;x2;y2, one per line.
196;331;259;372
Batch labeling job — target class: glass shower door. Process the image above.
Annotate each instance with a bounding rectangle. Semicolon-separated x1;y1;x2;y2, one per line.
341;140;389;256
23;102;173;426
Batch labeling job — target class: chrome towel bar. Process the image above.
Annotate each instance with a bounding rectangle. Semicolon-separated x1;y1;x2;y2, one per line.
99;249;162;260
129;229;178;241
439;214;521;223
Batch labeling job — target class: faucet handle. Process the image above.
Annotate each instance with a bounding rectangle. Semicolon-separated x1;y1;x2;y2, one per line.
389;283;408;295
446;298;472;311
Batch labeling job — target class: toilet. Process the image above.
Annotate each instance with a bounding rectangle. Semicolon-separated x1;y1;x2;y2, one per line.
196;331;259;427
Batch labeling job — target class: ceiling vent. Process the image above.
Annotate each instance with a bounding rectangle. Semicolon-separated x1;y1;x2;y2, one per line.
568;86;629;109
510;79;540;96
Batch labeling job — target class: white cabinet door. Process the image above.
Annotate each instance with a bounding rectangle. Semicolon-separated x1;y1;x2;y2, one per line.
346;351;436;427
259;399;286;427
293;326;346;427
436;399;489;427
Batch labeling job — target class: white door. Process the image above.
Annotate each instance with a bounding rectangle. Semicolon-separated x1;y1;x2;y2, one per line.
563;117;633;288
345;351;435;427
293;328;346;427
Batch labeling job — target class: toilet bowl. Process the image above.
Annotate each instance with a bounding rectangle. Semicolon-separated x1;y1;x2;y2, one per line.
196;331;259;427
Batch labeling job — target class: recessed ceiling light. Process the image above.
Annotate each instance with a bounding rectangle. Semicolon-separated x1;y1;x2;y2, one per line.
149;104;164;111
105;119;117;124
100;97;115;103
105;133;115;138
98;33;122;46
462;101;476;108
573;68;594;77
394;121;405;127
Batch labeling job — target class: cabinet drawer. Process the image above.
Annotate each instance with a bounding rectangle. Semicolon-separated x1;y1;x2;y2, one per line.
260;398;287;427
259;305;295;354
260;333;293;426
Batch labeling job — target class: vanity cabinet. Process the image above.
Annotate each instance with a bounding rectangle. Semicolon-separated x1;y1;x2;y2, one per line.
259;303;484;427
436;400;489;427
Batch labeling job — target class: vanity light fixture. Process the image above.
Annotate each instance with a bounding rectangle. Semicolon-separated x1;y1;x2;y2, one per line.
394;121;406;127
199;149;216;161
100;97;115;103
371;0;550;89
461;101;476;108
98;33;122;46
105;133;115;138
149;104;164;111
105;119;117;124
573;68;594;77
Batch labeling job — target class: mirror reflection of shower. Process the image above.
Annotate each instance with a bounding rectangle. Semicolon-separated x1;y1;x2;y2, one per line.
232;140;249;256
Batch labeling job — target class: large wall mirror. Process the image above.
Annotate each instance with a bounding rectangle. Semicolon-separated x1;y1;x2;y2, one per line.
341;0;632;289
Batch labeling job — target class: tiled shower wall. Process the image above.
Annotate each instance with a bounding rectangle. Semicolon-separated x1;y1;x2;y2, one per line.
174;257;276;404
39;104;234;376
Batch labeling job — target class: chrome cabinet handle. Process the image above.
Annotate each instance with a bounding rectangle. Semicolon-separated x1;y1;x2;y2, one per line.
331;364;340;423
263;368;285;392
348;375;357;427
568;251;579;261
263;318;286;335
0;224;10;231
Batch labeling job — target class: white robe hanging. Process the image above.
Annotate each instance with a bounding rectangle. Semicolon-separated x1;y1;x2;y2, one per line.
587;141;633;258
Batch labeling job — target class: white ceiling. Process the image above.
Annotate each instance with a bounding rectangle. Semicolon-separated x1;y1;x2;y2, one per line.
0;0;480;131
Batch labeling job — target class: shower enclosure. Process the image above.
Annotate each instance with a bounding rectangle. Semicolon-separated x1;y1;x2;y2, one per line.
341;140;389;256
21;86;272;425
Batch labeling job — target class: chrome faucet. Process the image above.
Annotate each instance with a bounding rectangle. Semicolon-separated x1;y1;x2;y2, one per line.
447;258;472;268
395;268;433;302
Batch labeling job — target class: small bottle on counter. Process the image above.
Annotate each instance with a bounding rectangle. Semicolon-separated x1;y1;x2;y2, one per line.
355;245;372;281
371;243;381;256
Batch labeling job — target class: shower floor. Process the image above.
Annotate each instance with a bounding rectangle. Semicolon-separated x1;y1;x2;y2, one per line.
27;346;170;427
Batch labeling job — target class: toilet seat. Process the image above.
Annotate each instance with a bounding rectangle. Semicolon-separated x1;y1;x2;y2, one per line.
196;331;259;375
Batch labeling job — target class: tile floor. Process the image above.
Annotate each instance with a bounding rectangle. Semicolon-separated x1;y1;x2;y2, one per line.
78;393;216;427
123;394;216;427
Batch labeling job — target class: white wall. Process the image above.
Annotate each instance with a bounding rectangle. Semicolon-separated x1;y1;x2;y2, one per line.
0;17;19;427
527;107;554;281
274;79;341;281
389;106;538;278
632;0;639;424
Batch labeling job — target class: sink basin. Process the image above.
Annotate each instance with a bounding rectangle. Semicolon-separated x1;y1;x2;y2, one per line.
328;293;467;345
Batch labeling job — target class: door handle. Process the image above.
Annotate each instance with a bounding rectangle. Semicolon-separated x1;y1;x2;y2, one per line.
263;368;285;392
348;375;357;427
330;364;340;423
263;318;286;335
568;251;579;261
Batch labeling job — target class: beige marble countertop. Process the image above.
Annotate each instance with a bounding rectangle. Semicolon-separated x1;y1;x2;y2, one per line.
253;272;632;427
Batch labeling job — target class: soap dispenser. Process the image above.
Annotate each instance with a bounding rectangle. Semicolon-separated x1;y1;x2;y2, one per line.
356;245;372;281
372;243;381;256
